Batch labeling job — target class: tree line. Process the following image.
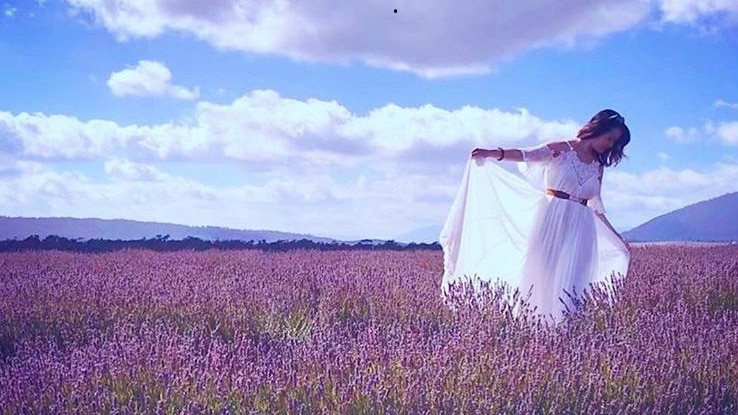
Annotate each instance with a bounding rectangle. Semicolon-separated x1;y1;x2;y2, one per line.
0;235;442;253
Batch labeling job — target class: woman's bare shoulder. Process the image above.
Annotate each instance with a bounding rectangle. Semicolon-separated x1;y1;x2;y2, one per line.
543;140;573;150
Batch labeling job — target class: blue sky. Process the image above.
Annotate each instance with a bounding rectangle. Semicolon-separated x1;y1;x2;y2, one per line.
1;0;737;241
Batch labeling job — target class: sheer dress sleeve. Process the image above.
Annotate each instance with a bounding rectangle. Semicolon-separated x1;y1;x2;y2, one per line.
589;194;606;214
516;142;557;192
520;143;554;163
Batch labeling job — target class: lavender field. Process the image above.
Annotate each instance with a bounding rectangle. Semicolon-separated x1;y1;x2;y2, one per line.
1;246;737;414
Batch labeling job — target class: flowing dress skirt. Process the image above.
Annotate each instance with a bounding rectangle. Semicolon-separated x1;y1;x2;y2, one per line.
440;157;630;319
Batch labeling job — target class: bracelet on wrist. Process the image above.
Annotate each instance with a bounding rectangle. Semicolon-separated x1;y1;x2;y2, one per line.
497;147;504;160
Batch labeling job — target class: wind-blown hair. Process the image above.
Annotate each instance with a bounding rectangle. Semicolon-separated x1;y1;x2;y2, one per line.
577;109;630;167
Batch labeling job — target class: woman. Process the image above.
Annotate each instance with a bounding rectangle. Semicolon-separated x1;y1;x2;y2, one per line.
439;109;631;320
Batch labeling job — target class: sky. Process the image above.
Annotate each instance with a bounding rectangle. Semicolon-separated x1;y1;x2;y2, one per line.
1;0;737;241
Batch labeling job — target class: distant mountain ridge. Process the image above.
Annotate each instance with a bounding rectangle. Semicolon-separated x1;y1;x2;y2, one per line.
0;216;336;243
623;192;738;242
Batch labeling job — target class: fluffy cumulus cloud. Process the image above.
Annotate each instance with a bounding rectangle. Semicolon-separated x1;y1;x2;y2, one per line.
107;60;199;99
65;0;651;78
0;91;580;163
63;0;738;78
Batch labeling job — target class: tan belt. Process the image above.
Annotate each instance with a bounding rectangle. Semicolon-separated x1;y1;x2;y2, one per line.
546;188;588;206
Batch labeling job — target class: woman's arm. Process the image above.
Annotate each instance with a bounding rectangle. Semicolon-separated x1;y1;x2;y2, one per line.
596;212;631;252
471;142;568;162
471;147;526;161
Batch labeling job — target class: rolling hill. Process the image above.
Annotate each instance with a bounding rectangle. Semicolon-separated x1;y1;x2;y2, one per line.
622;192;738;242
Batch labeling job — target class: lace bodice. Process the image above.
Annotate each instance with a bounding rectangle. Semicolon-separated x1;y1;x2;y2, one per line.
520;142;606;213
560;147;601;187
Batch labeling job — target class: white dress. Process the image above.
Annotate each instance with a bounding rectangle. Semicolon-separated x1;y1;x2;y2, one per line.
439;142;630;320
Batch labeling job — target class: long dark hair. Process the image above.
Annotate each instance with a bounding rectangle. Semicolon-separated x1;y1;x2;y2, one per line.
576;109;630;167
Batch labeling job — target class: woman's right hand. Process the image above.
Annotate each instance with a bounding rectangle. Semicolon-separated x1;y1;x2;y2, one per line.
471;148;491;158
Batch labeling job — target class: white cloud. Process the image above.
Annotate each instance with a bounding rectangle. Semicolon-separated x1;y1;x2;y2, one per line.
715;99;738;110
107;60;199;100
0;91;579;163
617;164;738;195
3;6;18;18
664;125;700;143
342;105;579;157
658;0;738;23
0;162;220;222
706;121;738;145
66;0;651;78
104;159;167;181
665;126;683;141
62;1;738;78
665;120;738;146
